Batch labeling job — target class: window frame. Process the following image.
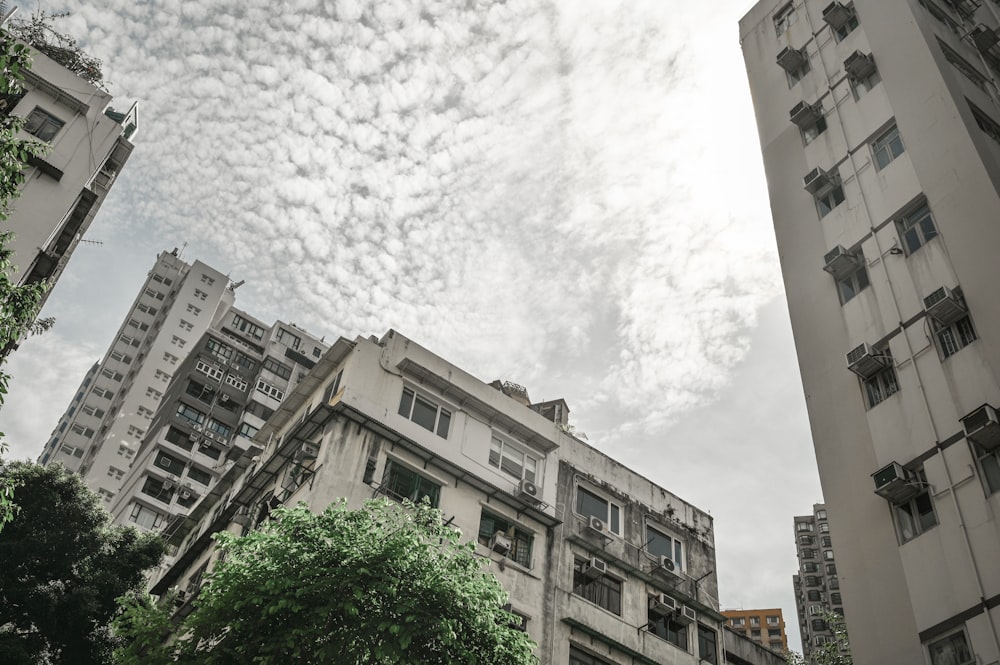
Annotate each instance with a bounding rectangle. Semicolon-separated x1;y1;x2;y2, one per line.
380;459;441;508
645;521;684;571
575;485;623;536
836;260;870;305
24;107;65;142
895;469;937;543
397;386;451;438
872;124;905;169
489;435;538;482
816;184;845;218
863;364;899;409
934;314;977;359
697;625;719;665
571;558;622;615
927;629;974;665
774;2;797;35
648;609;689;650
477;509;534;568
896;202;938;255
802;116;828;145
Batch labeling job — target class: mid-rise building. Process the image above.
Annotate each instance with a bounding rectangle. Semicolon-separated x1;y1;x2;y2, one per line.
741;1;1000;662
790;504;843;658
723;608;788;652
150;330;733;664
1;35;135;311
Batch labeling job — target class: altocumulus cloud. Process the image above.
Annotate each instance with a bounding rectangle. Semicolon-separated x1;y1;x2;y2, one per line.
44;0;779;438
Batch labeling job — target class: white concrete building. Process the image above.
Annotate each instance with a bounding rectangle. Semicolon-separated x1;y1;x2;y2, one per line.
741;1;1000;663
151;330;736;665
2;39;135;308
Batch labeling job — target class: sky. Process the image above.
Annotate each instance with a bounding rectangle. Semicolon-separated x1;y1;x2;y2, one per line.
0;0;822;653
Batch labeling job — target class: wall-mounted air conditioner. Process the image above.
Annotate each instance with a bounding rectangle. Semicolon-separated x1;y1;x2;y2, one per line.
972;25;999;52
589;516;606;534
192;424;203;432
822;245;859;278
777;46;807;73
846;342;889;378
962;404;1000;450
179;489;192;500
584;557;607;579
924;286;966;325
790;101;823;128
678;605;698;623
659;555;677;573
517;478;540;503
804;167;837;195
871;461;920;505
844;51;876;81
204;431;216;441
219;394;230;403
489;531;512;555
649;593;679;616
822;2;854;30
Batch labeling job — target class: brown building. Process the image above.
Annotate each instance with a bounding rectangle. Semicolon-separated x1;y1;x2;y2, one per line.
722;608;788;652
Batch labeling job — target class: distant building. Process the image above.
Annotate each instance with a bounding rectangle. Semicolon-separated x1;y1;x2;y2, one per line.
723;608;788;652
149;330;742;664
741;0;1000;662
791;504;844;658
1;38;135;312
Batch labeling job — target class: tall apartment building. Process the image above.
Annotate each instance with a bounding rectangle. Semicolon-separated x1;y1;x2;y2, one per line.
1;37;135;310
40;250;232;505
790;504;843;658
149;330;742;665
741;1;1000;663
722;608;788;652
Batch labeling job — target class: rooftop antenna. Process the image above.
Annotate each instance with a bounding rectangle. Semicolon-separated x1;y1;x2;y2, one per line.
231;279;245;290
79;239;103;246
178;241;187;258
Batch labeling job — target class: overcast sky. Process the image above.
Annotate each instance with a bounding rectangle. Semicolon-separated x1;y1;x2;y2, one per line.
0;0;821;652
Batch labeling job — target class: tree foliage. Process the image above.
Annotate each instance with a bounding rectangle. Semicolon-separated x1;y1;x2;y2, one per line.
114;499;538;665
5;11;105;89
0;462;166;665
787;611;852;665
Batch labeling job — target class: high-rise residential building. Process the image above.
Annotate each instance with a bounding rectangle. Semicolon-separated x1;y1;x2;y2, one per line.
723;608;789;652
1;37;136;311
790;504;843;658
149;330;747;665
740;1;1000;663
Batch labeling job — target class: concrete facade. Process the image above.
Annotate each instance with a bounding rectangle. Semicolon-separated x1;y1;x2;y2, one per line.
151;330;735;664
2;40;135;308
741;1;1000;663
790;503;844;658
722;607;789;652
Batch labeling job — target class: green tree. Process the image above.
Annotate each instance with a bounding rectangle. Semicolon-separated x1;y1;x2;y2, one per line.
0;25;51;532
787;610;852;665
0;462;165;665
114;499;538;665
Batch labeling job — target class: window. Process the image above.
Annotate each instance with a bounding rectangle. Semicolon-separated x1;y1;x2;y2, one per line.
897;203;938;255
896;470;937;542
163;352;178;365
873;125;904;169
941;43;990;93
263;357;292;380
232;314;265;340
805;575;821;586
206;338;232;359
807;590;822;601
819;522;830;533
836;260;869;305
206;418;231;437
798;534;813;545
803;116;827;144
127;425;144;440
136;303;157;315
489;437;537;481
698;625;718;665
200;273;215;285
186;303;202;316
233;351;255;371
155;451;185;475
276;327;301;350
146;387;163;400
572;558;621;615
796;522;814;532
768;628;781;637
226;374;248;391
188;466;212;485
750;616;760;626
851;69;881;99
312;346;322;358
936;315;977;359
833;9;859;41
171;335;187;348
971;103;1000;146
175;402;205;425
732;617;745;626
107;466;125;480
101;368;124;382
117;444;133;458
179;319;194;332
129;503;164;530
803;562;818;573
646;523;684;570
478;510;533;567
154;369;171;383
141;476;174;503
812;618;827;631
649;610;688;650
238;422;259;439
816;185;845;218
24;107;64;141
863;363;899;409
196;360;224;381
829;575;840;589
569;647;613;665
826;563;837;574
787;57;810;87
194;288;208;301
751;628;761;638
575;486;622;535
256;380;285;401
81;405;105;418
397;387;451;438
245;400;274;421
821;535;832;547
97;488;114;503
928;630;974;665
380;460;441;507
822;548;835;561
801;548;816;558
774;2;797;35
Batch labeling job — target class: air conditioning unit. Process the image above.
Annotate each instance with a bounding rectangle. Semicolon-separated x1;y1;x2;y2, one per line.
822;2;854;30
678;605;698;624
872;461;920;504
822;245;860;278
790;101;823;128
163;479;176;491
649;593;679;617
962;404;1000;451
776;46;807;73
589;516;606;534
301;442;319;458
517;478;540;502
179;489;192;500
157;456;171;469
583;557;607;579
204;431;216;441
924;286;967;325
219;394;230;403
489;531;512;555
844;51;876;81
188;433;199;443
846;342;889;378
192;424;203;432
659;555;677;573
972;25;999;52
803;166;837;195
217;436;230;448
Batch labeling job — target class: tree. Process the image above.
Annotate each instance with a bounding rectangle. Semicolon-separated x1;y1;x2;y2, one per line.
0;462;165;665
787;610;852;665
114;499;538;665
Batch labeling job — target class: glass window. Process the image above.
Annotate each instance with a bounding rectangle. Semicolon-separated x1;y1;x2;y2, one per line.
936;315;977;359
817;185;845;217
873;125;905;169
489;437;537;481
572;559;621;615
896;475;937;543
646;523;684;570
24;107;64;141
478;510;533;568
569;646;613;665
128;503;163;530
897;203;938;255
864;363;899;409
928;631;974;665
698;625;718;665
803;116;828;144
774;2;797;35
398;387;451;438
380;460;440;507
833;11;859;41
837;262;870;304
648;610;688;650
575;486;622;535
